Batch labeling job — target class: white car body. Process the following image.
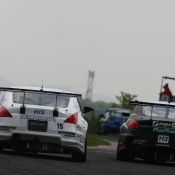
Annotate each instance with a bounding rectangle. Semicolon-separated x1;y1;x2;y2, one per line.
0;86;90;162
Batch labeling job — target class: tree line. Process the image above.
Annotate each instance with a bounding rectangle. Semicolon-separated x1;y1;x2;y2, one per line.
81;91;137;134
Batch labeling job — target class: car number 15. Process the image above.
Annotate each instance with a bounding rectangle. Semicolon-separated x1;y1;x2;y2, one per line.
57;123;64;130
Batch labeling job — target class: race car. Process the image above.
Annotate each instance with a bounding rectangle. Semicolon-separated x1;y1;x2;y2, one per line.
116;100;175;163
98;108;132;134
0;86;93;162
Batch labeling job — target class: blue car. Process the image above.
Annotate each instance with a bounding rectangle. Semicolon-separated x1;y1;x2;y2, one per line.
98;108;132;134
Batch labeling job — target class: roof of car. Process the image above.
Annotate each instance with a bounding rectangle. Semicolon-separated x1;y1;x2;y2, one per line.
0;86;82;97
108;107;132;113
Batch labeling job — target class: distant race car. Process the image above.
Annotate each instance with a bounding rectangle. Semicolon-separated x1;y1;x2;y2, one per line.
0;86;93;162
116;100;175;163
98;108;132;134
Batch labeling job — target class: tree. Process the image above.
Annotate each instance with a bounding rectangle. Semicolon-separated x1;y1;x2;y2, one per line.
116;91;137;109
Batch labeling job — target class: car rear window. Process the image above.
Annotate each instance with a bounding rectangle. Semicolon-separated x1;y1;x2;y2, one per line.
110;111;130;117
134;105;175;119
13;92;70;108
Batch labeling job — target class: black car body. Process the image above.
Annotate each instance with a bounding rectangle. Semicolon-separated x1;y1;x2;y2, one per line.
117;100;175;162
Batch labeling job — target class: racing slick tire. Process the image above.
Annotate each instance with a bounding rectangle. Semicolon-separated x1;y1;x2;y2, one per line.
116;148;134;161
72;137;87;162
116;141;134;161
0;146;4;152
143;149;155;163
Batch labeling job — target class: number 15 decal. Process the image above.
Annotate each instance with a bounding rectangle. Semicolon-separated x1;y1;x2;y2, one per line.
58;123;64;130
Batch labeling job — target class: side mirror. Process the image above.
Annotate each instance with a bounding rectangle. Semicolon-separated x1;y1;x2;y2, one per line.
83;106;94;113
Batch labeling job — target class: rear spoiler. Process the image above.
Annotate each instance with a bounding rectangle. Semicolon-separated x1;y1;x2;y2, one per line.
0;87;82;97
162;76;175;81
0;87;81;116
130;100;175;108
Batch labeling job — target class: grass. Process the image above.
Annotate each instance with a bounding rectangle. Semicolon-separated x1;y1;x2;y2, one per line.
87;135;111;146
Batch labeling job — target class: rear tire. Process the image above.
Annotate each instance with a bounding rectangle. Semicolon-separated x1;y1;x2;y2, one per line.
143;149;155;163
0;146;4;152
116;137;134;161
116;148;134;161
0;142;6;152
72;137;87;162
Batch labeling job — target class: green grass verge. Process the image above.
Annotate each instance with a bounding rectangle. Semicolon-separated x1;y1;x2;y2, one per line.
87;135;110;146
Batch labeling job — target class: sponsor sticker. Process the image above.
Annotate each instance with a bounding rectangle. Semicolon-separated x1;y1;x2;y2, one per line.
172;123;175;128
153;121;175;133
152;121;172;128
20;114;54;121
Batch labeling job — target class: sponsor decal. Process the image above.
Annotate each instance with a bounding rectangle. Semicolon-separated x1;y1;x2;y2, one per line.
153;127;175;133
20;114;54;121
152;121;172;128
153;121;175;133
172;123;175;128
134;139;147;144
152;121;159;127
34;109;45;115
155;143;170;147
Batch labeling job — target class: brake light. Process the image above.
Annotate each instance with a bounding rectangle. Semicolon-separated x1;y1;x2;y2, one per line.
64;113;78;124
0;106;12;118
128;118;139;129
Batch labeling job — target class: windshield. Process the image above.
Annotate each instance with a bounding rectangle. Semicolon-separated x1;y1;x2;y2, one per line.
110;111;130;117
134;105;175;119
13;92;70;108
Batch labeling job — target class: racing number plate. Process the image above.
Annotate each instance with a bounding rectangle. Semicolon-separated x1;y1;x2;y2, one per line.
157;135;169;144
57;123;64;130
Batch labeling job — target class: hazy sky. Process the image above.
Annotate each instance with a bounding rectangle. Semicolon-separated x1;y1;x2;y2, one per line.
0;0;175;102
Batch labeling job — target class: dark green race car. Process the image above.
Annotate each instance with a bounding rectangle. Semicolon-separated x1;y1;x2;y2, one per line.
116;100;175;163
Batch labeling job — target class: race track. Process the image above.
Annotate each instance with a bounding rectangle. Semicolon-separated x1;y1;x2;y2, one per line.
0;147;175;175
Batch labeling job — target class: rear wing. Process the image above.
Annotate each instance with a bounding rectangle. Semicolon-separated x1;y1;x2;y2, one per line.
162;76;175;81
0;87;82;97
130;100;175;108
130;100;175;119
0;87;82;116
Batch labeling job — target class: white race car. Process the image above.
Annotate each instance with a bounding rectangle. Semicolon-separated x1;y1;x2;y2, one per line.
0;86;93;162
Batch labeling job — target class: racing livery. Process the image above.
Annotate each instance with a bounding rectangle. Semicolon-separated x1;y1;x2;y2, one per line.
116;100;175;162
0;87;93;162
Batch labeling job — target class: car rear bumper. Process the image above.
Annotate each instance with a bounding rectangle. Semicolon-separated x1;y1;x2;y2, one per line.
0;130;85;153
118;133;175;161
118;133;175;152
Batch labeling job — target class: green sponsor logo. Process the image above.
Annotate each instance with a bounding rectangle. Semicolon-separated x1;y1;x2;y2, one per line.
153;127;175;133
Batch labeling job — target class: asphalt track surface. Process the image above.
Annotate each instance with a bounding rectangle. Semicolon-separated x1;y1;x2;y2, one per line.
1;147;175;175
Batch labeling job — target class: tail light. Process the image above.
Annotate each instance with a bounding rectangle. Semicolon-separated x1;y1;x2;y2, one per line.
64;113;78;124
128;118;139;129
0;106;12;118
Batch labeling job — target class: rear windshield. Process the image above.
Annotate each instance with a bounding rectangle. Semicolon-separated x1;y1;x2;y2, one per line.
109;111;130;117
134;105;175;119
13;92;70;108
